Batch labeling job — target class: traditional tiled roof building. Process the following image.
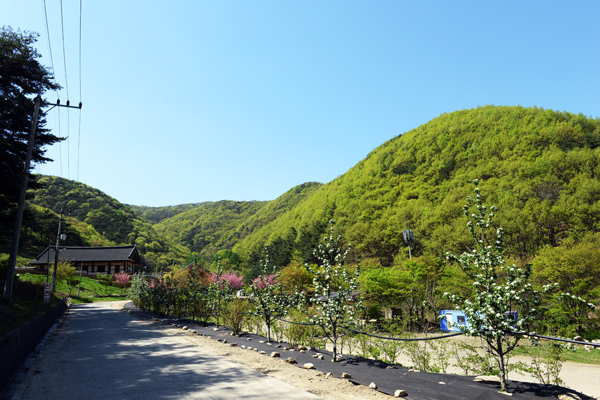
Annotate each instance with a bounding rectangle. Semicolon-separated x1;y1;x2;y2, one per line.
29;245;141;275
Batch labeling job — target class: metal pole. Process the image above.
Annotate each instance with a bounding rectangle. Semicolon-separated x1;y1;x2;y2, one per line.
46;239;51;282
78;261;83;297
3;95;42;305
52;202;65;292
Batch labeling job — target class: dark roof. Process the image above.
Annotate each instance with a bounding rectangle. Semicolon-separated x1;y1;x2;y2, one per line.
29;245;140;265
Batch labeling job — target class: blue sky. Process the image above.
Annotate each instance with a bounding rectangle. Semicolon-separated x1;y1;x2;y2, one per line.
3;1;599;207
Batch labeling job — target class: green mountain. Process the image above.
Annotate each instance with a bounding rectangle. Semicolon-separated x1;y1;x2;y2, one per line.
152;182;322;262
230;105;600;267
17;105;600;276
128;202;209;224
29;176;188;268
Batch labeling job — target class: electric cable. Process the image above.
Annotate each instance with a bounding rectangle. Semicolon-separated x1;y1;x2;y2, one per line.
59;0;69;99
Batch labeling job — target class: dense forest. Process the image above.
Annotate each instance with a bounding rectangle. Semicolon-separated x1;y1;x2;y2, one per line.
27;176;188;268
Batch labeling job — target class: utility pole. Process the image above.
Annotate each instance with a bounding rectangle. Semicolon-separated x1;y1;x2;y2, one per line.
3;98;82;305
3;95;41;305
52;202;66;292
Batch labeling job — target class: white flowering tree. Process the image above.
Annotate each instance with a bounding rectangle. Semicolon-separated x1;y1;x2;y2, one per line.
306;220;361;362
444;180;542;392
251;245;304;342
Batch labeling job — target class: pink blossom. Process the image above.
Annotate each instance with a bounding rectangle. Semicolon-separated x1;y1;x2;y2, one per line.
252;274;278;289
210;272;244;289
115;272;130;288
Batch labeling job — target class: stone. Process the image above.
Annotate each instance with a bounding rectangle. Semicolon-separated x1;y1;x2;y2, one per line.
341;373;351;379
216;339;223;342
558;394;581;400
355;356;365;362
276;345;282;348
439;382;446;385
190;330;196;334
299;350;306;353
473;375;502;384
252;348;258;352
386;366;396;369
222;339;228;344
394;390;408;397
247;338;252;340
408;369;420;372
213;328;220;331
271;352;281;358
228;343;237;347
259;340;266;343
283;347;289;350
325;372;333;378
298;345;307;350
312;355;318;358
369;382;377;390
241;345;246;349
182;326;188;330
259;351;266;355
285;357;297;364
317;355;324;360
573;335;583;341
266;342;272;346
303;363;315;369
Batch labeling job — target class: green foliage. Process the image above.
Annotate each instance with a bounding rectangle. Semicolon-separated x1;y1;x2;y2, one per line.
29;175;187;270
50;262;76;285
532;233;600;335
0;27;62;243
306;220;362;362
444;181;543;391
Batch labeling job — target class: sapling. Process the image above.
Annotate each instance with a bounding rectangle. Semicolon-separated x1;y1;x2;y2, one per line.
251;245;304;342
306;220;362;361
444;180;543;392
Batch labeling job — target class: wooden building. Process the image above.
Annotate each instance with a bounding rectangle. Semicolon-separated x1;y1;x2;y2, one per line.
29;245;141;275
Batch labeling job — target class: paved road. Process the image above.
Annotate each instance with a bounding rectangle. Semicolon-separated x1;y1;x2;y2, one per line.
13;302;323;400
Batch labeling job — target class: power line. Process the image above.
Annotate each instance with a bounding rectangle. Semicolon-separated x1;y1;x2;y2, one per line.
77;0;82;182
42;0;57;100
59;0;70;100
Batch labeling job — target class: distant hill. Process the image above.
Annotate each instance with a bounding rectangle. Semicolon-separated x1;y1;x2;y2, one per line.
29;176;187;268
128;202;210;224
153;182;322;261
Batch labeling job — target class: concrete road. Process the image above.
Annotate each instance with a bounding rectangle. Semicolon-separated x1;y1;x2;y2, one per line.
12;302;323;400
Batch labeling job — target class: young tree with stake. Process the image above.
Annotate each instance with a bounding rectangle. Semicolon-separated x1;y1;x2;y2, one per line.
444;180;542;392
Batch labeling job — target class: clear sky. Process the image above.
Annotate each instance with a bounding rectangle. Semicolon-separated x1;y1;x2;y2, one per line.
3;1;599;207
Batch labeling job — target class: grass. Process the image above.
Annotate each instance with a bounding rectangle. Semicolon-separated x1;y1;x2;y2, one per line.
513;341;600;365
18;273;130;298
0;278;63;336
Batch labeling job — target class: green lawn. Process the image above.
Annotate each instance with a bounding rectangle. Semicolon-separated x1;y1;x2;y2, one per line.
18;273;130;301
513;341;600;365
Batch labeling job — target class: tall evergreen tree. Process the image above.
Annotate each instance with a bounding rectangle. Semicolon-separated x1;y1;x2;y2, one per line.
0;27;62;241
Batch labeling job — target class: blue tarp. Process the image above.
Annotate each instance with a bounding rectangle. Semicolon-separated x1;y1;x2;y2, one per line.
440;310;519;332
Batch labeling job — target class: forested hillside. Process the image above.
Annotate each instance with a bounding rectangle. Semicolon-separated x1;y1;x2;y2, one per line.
128;202;209;224
19;106;600;280
153;182;322;262
29;176;187;268
231;105;600;268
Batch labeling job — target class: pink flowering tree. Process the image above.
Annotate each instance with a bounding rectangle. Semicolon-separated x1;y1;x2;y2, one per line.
251;273;278;289
210;272;244;290
115;272;130;294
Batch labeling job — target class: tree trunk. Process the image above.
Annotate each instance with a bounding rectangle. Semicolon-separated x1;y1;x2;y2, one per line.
496;336;508;392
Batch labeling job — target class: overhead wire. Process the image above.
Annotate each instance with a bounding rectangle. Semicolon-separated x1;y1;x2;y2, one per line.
77;0;82;182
